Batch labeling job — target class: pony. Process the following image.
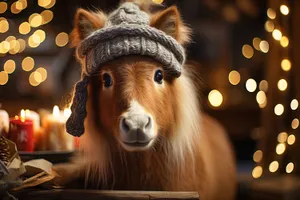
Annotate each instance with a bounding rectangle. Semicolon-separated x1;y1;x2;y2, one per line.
54;2;236;200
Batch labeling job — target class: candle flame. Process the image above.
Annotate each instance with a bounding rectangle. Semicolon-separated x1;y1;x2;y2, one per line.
25;109;30;116
64;108;71;118
53;105;60;117
20;109;25;122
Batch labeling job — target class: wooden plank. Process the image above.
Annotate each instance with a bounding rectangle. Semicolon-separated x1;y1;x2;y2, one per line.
13;189;200;200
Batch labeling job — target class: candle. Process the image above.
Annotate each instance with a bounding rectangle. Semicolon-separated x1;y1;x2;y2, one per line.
9;110;34;152
0;110;9;137
24;109;40;132
43;106;74;151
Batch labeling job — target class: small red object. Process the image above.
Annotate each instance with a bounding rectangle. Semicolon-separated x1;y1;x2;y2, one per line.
9;117;35;152
74;137;80;149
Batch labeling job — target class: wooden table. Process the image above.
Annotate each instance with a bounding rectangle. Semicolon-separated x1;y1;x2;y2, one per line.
13;189;200;200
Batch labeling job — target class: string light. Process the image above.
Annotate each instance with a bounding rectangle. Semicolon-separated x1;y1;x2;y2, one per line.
286;162;294;173
280;36;289;48
29;71;41;86
208;90;223;107
277;132;288;143
274;104;284;116
18;39;26;53
291;118;299;129
0;2;7;14
11;2;21;14
34;29;46;43
22;56;34;71
269;161;279;172
265;20;274;32
281;59;291;71
0;18;9;33
287;134;296;145
36;67;47;82
55;32;69;47
253;37;261;51
277;79;288;91
245;78;257;92
259;80;268;92
41;10;53;24
19;22;31;35
0;41;10;54
267;8;276;19
253;150;263;163
280;5;289;15
256;91;267;105
0;71;9;85
276;143;286;155
259;40;269;53
272;29;282;41
38;0;56;9
228;70;240;85
252;166;263;178
290;99;298;110
242;44;254;59
4;60;16;74
29;13;43;28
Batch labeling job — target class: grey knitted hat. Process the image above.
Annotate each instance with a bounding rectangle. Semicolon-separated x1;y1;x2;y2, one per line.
66;2;186;137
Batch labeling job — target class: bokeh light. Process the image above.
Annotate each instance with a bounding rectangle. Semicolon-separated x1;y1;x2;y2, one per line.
29;13;43;27
228;70;240;85
41;10;53;24
256;91;267;105
277;79;288;91
4;60;16;74
276;143;286;155
0;18;9;33
280;36;289;48
269;161;279;173
259;40;269;53
55;32;69;47
265;20;274;32
0;2;7;14
252;37;261;51
38;0;56;9
0;41;10;54
253;150;263;163
242;44;254;59
245;78;257;92
259;80;268;92
274;104;284;116
19;22;31;35
29;71;41;86
280;5;289;15
277;132;288;143
208;90;223;107
22;56;34;71
267;8;276;19
287;134;296;145
272;29;282;41
286;162;294;173
0;71;9;85
291;118;299;129
281;59;291;71
252;166;263;179
36;67;47;82
11;2;21;14
290;99;298;110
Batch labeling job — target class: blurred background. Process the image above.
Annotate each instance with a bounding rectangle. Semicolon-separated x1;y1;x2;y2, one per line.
1;0;300;199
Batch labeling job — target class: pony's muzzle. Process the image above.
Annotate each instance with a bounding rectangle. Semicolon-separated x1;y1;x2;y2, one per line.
119;113;155;150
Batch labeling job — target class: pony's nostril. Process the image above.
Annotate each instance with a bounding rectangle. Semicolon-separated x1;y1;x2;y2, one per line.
122;118;130;133
145;116;152;129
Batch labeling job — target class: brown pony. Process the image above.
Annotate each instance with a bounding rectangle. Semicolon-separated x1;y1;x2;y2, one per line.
54;2;236;200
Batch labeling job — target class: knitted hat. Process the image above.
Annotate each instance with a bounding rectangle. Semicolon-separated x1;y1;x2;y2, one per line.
66;2;186;137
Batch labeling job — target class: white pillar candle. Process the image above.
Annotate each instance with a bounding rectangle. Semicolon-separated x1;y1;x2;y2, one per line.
0;110;9;136
23;109;40;132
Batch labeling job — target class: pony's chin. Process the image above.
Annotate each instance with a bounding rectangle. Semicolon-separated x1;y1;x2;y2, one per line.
119;139;155;152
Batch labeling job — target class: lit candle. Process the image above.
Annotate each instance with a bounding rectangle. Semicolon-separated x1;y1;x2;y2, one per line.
9;110;34;152
0;110;9;136
24;109;40;132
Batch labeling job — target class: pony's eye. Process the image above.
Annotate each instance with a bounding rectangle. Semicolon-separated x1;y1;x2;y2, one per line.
154;70;163;84
103;73;113;88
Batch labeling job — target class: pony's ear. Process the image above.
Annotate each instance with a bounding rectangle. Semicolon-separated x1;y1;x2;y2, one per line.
70;9;107;47
151;6;191;45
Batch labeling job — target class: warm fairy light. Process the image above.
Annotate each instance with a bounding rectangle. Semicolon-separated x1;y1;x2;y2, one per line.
33;71;42;83
281;59;291;71
0;18;9;33
280;36;289;48
280;5;289;15
0;2;7;14
41;10;53;24
20;109;25;122
253;150;263;163
278;132;288;143
55;32;69;47
17;39;26;53
38;0;56;9
245;78;257;92
11;2;21;14
277;79;288;91
64;108;71;118
4;60;16;74
269;161;279;173
19;22;31;35
286;162;294;173
53;105;60;117
291;118;299;129
0;41;10;54
29;13;43;27
34;30;46;43
242;45;254;59
36;67;47;82
276;143;286;155
252;37;261;51
252;166;263;179
287;134;296;145
29;72;41;86
272;29;282;41
8;39;20;55
228;70;240;85
208;90;223;107
267;8;276;19
274;104;284;116
22;57;34;71
265;20;274;32
258;100;267;109
256;91;267;105
259;80;268;92
290;99;298;110
18;0;27;10
5;36;16;43
0;71;8;85
259;40;269;53
28;35;40;48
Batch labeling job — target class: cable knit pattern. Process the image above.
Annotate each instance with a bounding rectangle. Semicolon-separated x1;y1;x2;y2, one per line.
66;2;186;137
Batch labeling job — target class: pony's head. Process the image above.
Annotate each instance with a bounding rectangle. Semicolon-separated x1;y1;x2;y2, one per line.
68;2;192;152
